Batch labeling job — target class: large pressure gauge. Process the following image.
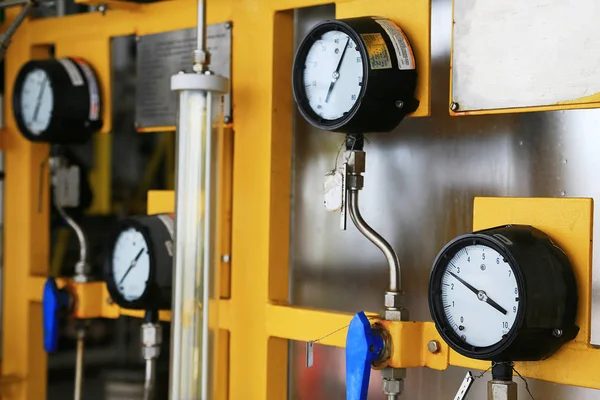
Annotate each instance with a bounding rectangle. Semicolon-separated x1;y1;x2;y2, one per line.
105;214;173;310
13;58;102;144
429;225;578;361
292;17;418;133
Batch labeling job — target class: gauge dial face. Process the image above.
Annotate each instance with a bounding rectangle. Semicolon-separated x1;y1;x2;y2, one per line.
20;69;54;135
302;30;363;121
440;244;520;347
112;228;150;301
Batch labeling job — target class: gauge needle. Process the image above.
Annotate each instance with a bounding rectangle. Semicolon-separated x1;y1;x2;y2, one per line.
117;248;145;286
32;77;48;122
325;38;350;103
448;271;508;315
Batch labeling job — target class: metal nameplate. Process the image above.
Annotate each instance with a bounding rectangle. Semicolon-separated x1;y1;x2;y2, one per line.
136;22;232;129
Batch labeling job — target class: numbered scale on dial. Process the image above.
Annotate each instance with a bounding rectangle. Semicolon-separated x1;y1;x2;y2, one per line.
429;225;579;361
105;214;173;310
292;17;418;133
13;57;102;144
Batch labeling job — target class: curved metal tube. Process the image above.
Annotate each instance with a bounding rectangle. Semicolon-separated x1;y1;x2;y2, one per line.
54;198;87;266
347;189;401;292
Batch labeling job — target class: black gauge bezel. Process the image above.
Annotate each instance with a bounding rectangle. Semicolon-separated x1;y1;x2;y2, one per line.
292;19;369;131
12;58;103;144
429;233;527;360
104;215;172;310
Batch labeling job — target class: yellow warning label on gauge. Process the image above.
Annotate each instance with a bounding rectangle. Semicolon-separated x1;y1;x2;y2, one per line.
360;33;392;70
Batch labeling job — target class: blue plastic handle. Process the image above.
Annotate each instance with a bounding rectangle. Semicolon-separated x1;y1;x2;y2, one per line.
346;311;385;400
42;278;70;352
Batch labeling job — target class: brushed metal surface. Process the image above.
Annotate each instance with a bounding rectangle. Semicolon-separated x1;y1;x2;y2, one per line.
135;22;231;128
452;0;600;111
289;1;600;399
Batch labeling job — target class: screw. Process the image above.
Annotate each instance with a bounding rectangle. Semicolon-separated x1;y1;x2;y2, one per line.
221;254;231;263
395;100;404;109
224;116;232;123
480;264;486;271
553;328;563;338
427;340;440;354
106;297;114;305
98;3;107;15
225;22;232;29
450;102;459;112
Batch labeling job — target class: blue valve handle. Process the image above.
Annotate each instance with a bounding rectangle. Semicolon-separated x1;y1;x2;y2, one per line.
346;311;385;400
42;278;71;352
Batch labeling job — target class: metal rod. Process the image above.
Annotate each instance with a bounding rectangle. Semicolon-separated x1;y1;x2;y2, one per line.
196;0;207;52
0;0;28;9
143;358;156;400
347;189;401;292
54;196;87;269
74;327;85;400
0;0;33;61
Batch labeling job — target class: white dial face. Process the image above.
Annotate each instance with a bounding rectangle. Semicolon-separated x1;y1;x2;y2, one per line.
302;30;363;120
20;69;54;135
441;244;520;348
112;228;151;301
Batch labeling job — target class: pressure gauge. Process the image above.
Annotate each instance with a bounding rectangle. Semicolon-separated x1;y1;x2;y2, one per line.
13;57;102;144
429;225;578;361
105;214;173;310
292;17;418;133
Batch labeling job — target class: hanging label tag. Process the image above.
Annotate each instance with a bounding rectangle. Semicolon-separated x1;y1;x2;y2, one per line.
454;372;475;400
306;341;314;368
324;169;344;212
55;165;80;208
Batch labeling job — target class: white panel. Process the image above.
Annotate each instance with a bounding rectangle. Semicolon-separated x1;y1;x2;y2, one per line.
452;0;600;111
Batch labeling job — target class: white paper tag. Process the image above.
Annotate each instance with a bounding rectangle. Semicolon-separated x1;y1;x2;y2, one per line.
324;169;344;212
58;58;84;86
55;165;80;207
375;19;416;70
73;59;101;121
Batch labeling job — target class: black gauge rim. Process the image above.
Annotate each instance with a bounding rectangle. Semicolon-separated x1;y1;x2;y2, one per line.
428;233;527;360
104;218;156;310
292;19;369;131
13;61;55;140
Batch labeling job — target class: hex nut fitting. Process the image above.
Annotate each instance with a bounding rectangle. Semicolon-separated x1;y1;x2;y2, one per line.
346;151;366;173
382;378;404;395
141;323;162;347
381;367;406;380
384;291;405;310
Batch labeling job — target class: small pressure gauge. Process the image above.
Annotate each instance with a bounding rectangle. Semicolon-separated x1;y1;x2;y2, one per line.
292;17;418;133
105;214;173;310
13;57;102;144
429;225;578;361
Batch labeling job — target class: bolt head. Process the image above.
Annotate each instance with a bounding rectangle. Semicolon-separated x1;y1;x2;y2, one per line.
427;340;440;354
553;328;563;337
450;102;459;111
395;100;404;108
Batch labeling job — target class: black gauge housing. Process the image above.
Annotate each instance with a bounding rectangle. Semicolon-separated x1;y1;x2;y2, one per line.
13;57;103;144
105;214;173;310
429;225;579;362
292;17;418;133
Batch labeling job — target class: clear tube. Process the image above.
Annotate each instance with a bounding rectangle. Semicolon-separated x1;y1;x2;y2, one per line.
170;89;221;400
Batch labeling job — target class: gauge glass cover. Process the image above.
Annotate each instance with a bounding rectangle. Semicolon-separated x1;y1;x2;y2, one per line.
440;244;520;347
112;227;150;301
302;30;363;121
20;69;54;135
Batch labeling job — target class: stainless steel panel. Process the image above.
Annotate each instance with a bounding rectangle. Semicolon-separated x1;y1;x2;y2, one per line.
135;22;232;128
452;0;600;112
289;1;600;398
